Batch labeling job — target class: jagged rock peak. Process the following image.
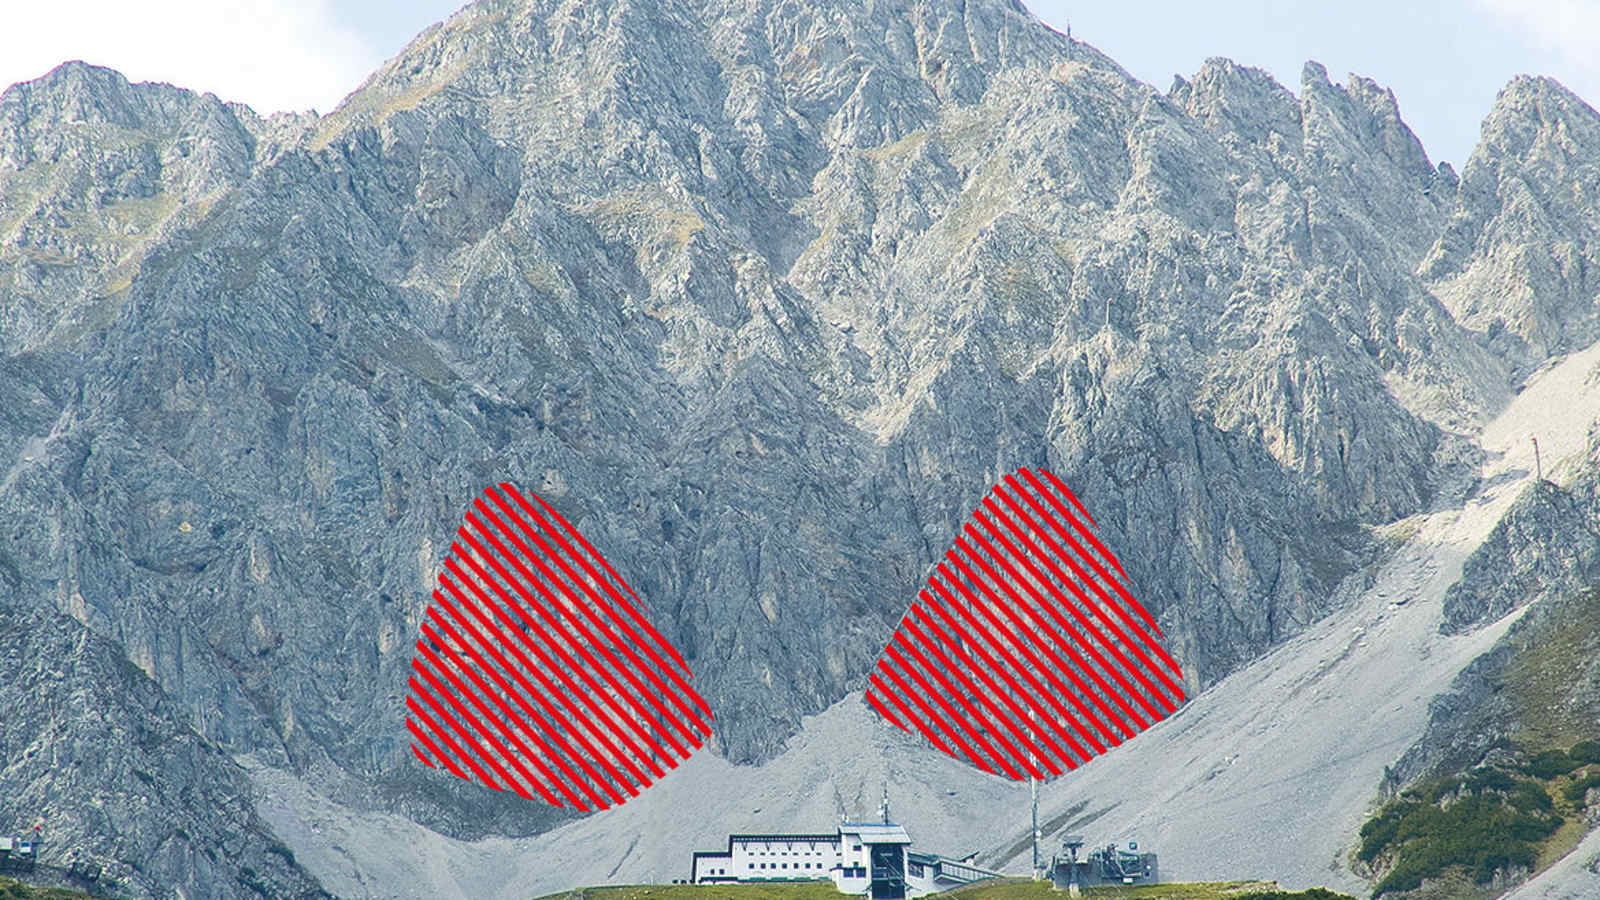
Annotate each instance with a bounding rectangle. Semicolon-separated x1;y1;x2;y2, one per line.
311;0;1080;145
1297;59;1435;176
1473;73;1600;169
1419;73;1600;365
1174;56;1302;151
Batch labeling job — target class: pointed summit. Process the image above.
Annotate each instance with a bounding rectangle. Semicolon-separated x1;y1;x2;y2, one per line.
1421;75;1600;364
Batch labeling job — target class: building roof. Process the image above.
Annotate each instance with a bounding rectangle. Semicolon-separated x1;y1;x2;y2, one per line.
690;831;841;875
935;858;1002;882
838;823;912;844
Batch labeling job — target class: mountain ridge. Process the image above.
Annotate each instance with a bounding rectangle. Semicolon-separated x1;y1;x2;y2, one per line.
2;0;1599;895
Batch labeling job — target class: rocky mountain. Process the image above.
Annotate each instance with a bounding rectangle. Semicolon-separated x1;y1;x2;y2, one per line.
1421;76;1600;370
1391;449;1600;788
2;0;1599;896
0;599;328;899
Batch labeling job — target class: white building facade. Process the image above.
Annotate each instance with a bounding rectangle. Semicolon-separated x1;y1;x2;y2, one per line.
690;832;841;884
689;821;1000;898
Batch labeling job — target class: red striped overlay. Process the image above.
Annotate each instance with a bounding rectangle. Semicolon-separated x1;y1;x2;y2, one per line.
864;467;1185;780
405;482;712;810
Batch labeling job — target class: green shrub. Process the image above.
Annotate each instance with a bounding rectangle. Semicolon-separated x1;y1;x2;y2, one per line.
1358;800;1419;862
1523;749;1581;779
1362;738;1600;895
1363;779;1563;896
1406;775;1463;804
1506;780;1554;813
1566;772;1600;806
1465;768;1518;793
1507;811;1563;843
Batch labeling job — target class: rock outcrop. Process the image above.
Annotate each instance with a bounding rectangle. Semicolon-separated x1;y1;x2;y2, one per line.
1;0;1597;892
0;600;330;899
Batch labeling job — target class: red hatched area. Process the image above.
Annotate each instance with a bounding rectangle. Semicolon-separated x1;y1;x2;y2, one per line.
865;467;1186;780
405;482;712;810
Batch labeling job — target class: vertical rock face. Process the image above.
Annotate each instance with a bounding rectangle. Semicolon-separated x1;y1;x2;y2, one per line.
0;61;310;354
0;0;1597;888
0;601;331;899
1421;77;1600;368
1442;477;1600;635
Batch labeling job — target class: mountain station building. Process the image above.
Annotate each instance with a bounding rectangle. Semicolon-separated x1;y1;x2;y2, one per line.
688;819;1000;898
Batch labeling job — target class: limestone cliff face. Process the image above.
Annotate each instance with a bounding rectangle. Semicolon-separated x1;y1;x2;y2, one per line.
0;0;1596;887
1421;76;1600;369
1441;476;1600;636
0;600;330;899
1392;442;1600;787
0;61;310;354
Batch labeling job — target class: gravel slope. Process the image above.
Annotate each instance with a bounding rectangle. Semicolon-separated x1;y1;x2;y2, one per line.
246;340;1600;899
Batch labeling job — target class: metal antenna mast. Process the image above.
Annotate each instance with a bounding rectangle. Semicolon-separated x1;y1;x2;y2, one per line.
1030;706;1040;880
1031;775;1040;879
1062;835;1085;897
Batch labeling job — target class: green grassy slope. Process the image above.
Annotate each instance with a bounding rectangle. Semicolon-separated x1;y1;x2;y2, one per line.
0;875;100;899
1355;585;1600;897
534;877;1358;900
1356;740;1600;897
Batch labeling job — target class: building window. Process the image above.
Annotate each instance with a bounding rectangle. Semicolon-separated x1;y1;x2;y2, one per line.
909;863;924;878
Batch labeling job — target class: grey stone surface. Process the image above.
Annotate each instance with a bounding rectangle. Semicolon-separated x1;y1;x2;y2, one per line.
0;0;1597;890
1387;444;1600;787
1421;76;1600;370
1385;576;1600;789
1440;473;1600;635
0;599;330;899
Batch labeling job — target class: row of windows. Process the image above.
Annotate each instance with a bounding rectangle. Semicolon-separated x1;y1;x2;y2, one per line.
698;862;889;880
699;862;832;877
